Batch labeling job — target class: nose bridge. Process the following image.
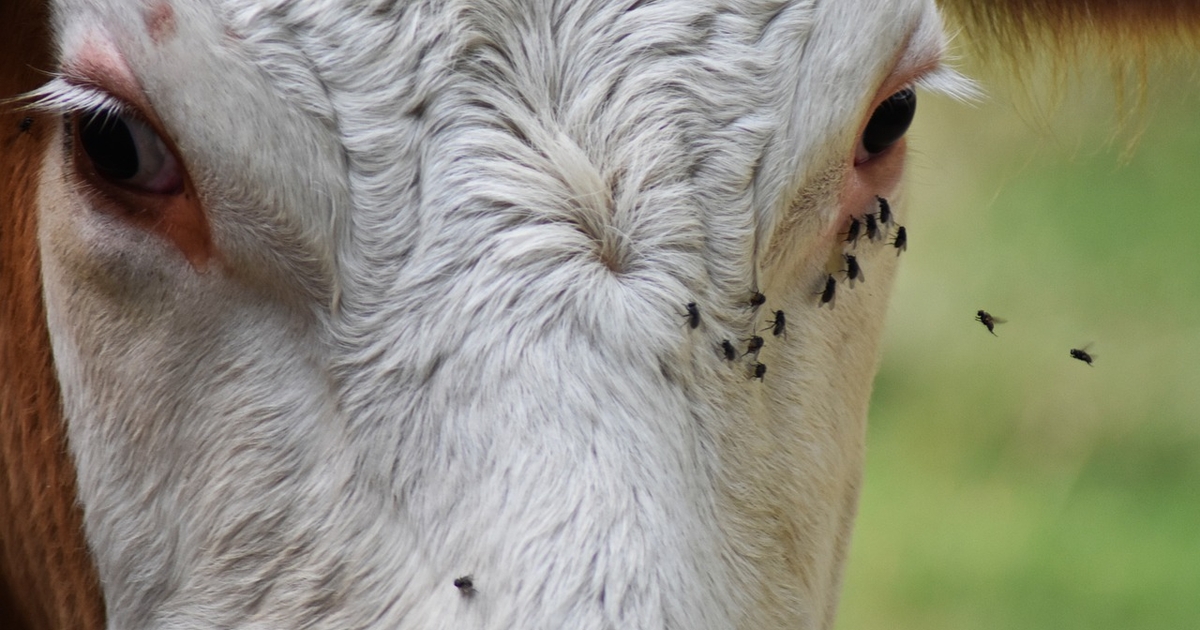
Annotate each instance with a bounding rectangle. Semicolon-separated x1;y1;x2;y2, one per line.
322;267;746;626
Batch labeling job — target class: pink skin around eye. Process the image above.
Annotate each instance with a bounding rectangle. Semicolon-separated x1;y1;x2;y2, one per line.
62;30;217;271
832;63;933;242
828;22;943;241
840;128;906;228
62;34;152;117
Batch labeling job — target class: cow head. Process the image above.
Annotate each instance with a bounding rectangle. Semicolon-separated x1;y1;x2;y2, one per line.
25;0;981;627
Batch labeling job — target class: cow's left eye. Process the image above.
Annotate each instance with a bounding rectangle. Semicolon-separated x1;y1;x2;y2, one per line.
860;88;916;155
76;109;183;195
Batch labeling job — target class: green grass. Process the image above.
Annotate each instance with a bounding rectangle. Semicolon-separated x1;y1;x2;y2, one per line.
836;67;1200;630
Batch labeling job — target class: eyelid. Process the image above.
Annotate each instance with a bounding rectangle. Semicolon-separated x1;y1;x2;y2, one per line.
30;75;188;187
861;60;977;143
878;13;979;107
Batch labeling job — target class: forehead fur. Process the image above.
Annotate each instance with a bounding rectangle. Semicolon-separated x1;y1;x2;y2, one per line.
236;0;924;362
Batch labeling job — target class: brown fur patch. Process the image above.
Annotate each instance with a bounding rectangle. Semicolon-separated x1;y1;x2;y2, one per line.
0;0;107;628
145;1;177;44
938;0;1200;64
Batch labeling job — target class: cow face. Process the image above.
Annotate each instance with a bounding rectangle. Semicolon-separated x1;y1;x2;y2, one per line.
34;0;965;627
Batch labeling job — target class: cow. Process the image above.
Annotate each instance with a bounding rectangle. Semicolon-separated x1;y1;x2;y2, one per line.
2;0;1197;628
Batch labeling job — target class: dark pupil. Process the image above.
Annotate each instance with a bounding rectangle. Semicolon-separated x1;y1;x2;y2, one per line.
79;112;139;180
862;88;916;154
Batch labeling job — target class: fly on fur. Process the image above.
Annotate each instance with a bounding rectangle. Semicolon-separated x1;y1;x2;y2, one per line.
891;225;907;254
876;195;892;225
818;275;837;307
744;335;765;358
682;302;700;329
751;362;767;381
844;254;864;286
763;310;786;338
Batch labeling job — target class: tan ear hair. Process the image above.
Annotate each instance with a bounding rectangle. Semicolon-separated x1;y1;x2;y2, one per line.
938;0;1200;65
0;0;107;628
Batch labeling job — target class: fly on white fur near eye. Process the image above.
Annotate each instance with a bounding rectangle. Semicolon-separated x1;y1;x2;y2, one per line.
817;275;837;307
876;195;892;225
743;335;764;359
750;362;766;381
682;302;700;329
864;212;881;241
763;310;786;339
843;254;864;287
890;225;907;254
844;217;862;245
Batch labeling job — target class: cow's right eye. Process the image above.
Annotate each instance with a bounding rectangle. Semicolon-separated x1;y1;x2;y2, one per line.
76;109;183;195
860;87;916;156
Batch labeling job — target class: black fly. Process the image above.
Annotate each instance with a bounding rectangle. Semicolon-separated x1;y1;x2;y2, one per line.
18;117;33;133
844;254;864;285
818;275;836;307
720;340;737;361
891;225;907;254
751;362;767;381
453;575;476;597
975;310;1005;336
865;212;880;241
1070;345;1096;366
683;302;700;329
844;217;862;245
763;310;786;338
744;335;765;358
876;195;892;225
748;291;767;309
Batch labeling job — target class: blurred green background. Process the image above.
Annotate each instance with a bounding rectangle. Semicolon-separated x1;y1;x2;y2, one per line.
837;64;1200;630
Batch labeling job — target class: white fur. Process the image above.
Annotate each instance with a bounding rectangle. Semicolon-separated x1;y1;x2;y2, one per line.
37;0;960;628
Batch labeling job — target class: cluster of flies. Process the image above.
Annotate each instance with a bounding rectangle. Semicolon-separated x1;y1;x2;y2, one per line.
818;196;906;307
684;295;778;382
681;196;906;382
975;310;1095;366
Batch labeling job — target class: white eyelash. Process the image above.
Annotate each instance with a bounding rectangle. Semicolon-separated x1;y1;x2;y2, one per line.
912;26;983;103
20;77;131;117
914;64;982;103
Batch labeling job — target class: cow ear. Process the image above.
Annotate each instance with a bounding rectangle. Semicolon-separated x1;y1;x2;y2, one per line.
937;0;1200;68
